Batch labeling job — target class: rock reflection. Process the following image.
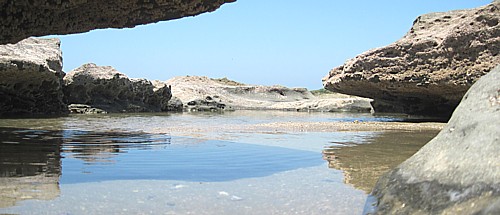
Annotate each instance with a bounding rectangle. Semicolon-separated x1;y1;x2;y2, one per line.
0;127;171;207
0;128;62;208
61;130;171;164
323;130;439;193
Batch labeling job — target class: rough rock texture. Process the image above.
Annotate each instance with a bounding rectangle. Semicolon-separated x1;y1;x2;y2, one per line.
323;2;500;117
0;0;235;45
68;104;107;114
63;63;172;113
185;96;235;112
166;76;372;112
166;96;184;112
370;65;500;214
0;38;67;116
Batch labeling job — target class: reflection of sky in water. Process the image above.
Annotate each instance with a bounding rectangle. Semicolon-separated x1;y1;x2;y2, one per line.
60;135;322;184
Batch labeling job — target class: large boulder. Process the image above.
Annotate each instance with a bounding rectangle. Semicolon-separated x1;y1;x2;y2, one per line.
323;2;500;117
63;63;172;113
0;0;235;45
0;38;67;116
369;65;500;214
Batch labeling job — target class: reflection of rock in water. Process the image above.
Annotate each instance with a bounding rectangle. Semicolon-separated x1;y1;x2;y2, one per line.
322;130;439;193
0;128;62;208
61;130;171;164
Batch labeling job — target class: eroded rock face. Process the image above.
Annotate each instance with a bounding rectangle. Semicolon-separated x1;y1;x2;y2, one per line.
0;0;235;45
323;2;500;117
0;38;67;116
370;65;500;214
63;63;172;113
166;76;372;112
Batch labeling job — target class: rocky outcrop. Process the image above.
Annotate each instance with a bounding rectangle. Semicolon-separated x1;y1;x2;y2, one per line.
369;65;500;214
0;38;67;116
185;96;235;112
166;76;372;112
166;97;184;112
0;0;235;45
63;63;172;113
323;2;500;117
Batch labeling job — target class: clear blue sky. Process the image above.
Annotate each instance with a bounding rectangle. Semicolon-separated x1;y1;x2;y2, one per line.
56;0;491;90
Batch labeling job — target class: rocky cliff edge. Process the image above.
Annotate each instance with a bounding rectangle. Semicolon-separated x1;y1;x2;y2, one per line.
323;2;500;117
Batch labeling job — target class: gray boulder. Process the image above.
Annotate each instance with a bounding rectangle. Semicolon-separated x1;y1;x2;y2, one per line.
63;63;172;113
166;97;184;112
369;65;500;214
0;38;67;116
323;2;500;117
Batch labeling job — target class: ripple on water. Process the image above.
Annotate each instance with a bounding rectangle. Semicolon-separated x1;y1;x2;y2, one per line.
0;128;323;184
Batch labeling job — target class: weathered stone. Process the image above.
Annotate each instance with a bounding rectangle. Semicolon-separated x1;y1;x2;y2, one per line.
166;96;184;112
68;104;107;114
63;63;172;113
166;76;372;112
323;2;500;117
0;0;236;45
184;96;235;112
369;65;500;214
0;38;67;116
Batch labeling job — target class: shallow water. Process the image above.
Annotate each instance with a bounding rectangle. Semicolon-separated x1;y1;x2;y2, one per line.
0;111;439;214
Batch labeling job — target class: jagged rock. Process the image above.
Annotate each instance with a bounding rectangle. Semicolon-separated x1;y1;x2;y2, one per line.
68;104;107;114
0;0;235;45
0;38;67;116
166;97;184;112
323;2;500;117
184;95;234;112
369;65;500;214
166;76;372;112
63;63;172;113
151;80;173;111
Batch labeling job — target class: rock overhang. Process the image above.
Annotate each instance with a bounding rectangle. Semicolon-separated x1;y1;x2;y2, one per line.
0;0;236;45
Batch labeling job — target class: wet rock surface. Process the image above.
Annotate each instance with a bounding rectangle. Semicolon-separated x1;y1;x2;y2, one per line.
0;38;67;116
63;63;172;113
370;65;500;214
166;76;372;112
0;0;235;45
323;2;500;117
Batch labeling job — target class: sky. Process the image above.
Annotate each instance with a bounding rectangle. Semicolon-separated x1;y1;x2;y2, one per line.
54;0;492;90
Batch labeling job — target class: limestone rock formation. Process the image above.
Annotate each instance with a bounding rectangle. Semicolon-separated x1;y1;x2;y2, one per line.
166;76;372;112
63;63;172;113
185;96;235;112
323;2;500;117
369;65;500;214
0;38;67;116
0;0;235;45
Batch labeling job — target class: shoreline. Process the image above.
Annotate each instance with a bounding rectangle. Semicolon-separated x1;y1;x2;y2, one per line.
152;120;445;140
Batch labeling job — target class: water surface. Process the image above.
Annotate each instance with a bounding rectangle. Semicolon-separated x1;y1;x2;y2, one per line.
0;111;439;214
